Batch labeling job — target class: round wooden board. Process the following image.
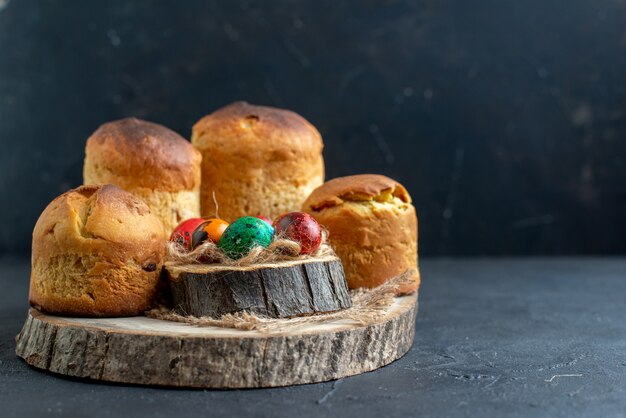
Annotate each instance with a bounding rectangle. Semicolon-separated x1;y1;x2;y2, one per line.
15;294;418;389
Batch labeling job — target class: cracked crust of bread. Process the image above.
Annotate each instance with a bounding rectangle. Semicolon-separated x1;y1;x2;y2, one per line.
303;174;419;295
30;184;166;316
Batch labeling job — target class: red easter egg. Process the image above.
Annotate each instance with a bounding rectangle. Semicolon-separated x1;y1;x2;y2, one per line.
273;212;322;254
170;218;206;250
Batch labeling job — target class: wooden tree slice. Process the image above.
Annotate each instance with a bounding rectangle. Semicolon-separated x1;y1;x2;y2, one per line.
15;294;418;388
165;256;352;318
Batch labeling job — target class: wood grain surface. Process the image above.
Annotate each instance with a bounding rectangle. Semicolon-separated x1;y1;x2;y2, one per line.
166;257;352;318
15;294;417;388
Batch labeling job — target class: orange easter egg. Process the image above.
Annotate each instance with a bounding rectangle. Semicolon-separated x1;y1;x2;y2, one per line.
191;218;230;248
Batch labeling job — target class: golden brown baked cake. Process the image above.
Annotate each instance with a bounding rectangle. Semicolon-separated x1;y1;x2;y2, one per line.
191;101;324;221
83;118;202;233
302;174;419;295
30;184;166;316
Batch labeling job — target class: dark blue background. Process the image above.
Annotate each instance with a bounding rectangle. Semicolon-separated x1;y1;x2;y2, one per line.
1;0;624;255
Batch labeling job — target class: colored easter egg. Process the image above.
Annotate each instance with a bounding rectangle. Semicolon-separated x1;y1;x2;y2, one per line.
273;212;322;255
170;218;206;250
191;218;230;249
218;216;274;259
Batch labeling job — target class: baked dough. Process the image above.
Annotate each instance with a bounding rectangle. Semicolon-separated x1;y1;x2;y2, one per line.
303;174;419;294
83;117;201;233
192;101;324;221
30;184;166;316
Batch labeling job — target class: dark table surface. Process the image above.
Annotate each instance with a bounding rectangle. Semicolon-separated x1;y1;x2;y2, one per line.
1;255;625;417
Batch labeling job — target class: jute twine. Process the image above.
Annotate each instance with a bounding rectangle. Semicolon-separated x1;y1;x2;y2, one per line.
166;230;335;267
146;269;416;333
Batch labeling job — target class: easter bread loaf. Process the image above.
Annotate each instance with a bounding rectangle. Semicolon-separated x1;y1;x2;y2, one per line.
302;174;419;295
191;101;324;221
83;118;202;233
30;184;166;316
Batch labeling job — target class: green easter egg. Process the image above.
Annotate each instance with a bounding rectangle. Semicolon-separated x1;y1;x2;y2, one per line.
218;216;274;259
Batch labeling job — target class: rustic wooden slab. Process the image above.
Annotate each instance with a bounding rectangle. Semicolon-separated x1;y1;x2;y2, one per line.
15;294;418;388
166;256;352;318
